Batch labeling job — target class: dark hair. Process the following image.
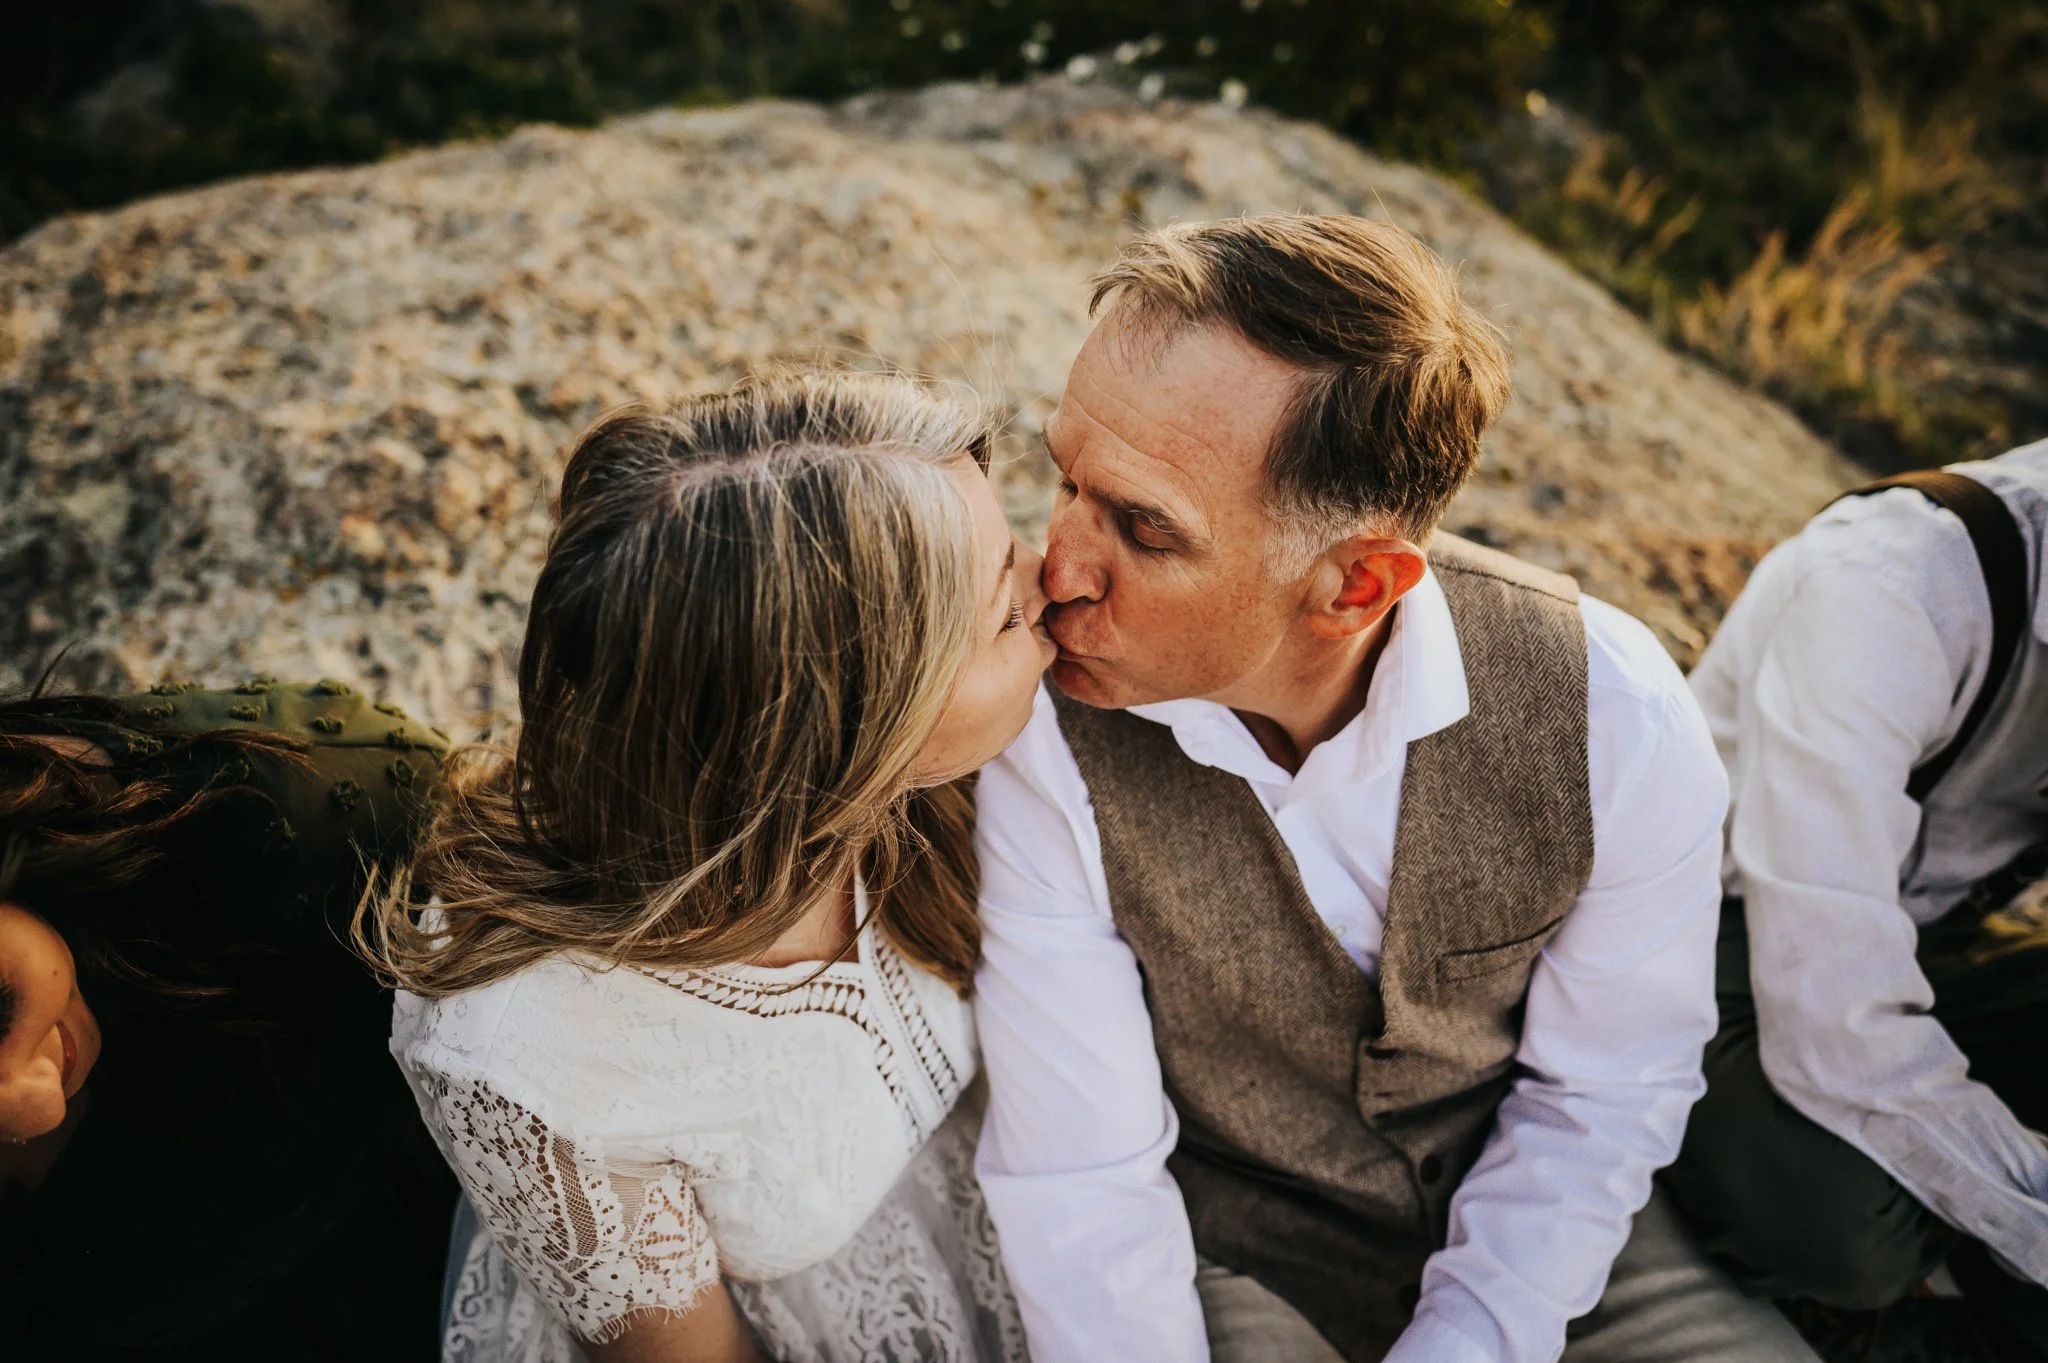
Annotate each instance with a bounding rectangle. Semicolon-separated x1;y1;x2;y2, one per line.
1089;213;1512;546
0;696;308;1016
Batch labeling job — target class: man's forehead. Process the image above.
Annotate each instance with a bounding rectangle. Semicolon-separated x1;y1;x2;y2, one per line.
1061;314;1295;492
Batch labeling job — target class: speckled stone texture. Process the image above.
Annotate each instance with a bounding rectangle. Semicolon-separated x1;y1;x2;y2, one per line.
0;77;1860;730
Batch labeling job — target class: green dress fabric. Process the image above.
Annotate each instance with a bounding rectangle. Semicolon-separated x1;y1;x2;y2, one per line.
0;680;456;1362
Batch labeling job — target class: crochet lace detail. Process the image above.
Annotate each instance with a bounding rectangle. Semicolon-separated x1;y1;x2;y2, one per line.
418;1071;718;1344
638;937;961;1146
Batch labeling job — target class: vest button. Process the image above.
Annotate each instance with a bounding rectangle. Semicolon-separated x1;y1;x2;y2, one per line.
1419;1154;1444;1184
1364;1043;1398;1060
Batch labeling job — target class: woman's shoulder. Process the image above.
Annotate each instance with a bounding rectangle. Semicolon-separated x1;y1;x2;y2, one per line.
392;955;860;1093
393;956;649;1141
395;953;939;1169
394;953;634;1063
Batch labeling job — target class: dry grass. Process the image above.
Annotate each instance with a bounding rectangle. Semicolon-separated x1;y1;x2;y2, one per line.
1673;192;1941;440
1514;138;1702;315
1509;91;2025;465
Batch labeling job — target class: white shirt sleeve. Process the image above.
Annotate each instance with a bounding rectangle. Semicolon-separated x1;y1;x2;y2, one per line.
1709;503;2048;1280
1388;601;1727;1363
972;689;1211;1363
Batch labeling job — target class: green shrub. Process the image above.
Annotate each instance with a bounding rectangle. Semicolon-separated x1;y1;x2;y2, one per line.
0;1;1554;240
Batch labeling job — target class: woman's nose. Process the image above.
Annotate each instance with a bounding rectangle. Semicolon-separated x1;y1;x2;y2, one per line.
1016;540;1050;627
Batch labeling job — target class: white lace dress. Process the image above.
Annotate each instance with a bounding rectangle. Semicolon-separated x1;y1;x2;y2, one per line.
390;902;1026;1363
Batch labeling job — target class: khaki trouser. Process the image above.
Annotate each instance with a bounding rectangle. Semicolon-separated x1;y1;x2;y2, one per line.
1199;1188;1818;1363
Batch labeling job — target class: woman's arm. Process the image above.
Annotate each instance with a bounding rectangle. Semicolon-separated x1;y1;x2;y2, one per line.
585;1287;765;1363
401;1064;734;1358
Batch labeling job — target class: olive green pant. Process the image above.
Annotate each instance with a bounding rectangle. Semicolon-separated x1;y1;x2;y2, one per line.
1661;895;2048;1347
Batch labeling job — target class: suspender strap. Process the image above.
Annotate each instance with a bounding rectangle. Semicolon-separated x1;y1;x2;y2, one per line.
1839;470;2031;801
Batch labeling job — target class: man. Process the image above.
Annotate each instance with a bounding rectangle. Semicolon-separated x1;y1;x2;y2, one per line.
972;214;1815;1362
1672;442;2048;1358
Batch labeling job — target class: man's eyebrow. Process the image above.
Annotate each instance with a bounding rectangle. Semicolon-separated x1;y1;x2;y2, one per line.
1104;491;1194;543
1036;428;1067;470
1039;426;1200;545
988;541;1016;610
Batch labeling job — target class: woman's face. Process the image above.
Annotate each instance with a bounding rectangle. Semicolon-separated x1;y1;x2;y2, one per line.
0;902;102;1143
911;459;1057;783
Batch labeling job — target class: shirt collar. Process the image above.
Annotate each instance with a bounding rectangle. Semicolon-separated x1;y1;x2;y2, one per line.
1127;567;1471;790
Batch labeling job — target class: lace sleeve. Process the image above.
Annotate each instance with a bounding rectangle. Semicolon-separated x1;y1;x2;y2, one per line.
417;1069;721;1342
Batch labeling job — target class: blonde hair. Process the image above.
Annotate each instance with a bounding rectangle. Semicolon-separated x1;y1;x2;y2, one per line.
363;372;990;997
1090;214;1512;561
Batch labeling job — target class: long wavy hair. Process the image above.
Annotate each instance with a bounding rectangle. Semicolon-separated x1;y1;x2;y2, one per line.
0;696;311;1025
363;372;992;997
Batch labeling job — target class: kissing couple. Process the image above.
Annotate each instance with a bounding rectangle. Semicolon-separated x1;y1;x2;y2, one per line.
379;215;1816;1362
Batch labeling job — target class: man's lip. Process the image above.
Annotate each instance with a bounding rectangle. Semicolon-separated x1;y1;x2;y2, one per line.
56;1020;77;1089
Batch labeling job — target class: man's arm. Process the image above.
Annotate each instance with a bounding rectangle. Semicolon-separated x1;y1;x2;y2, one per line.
973;689;1210;1362
1722;504;2048;1281
1387;600;1726;1363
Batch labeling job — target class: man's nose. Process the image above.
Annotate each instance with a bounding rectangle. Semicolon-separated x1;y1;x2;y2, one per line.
1041;501;1106;605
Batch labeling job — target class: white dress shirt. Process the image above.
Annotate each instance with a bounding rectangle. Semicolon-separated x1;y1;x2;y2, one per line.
974;568;1730;1363
1688;445;2048;1284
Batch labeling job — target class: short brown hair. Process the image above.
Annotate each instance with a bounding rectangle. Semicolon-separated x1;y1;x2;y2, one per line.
1089;214;1511;546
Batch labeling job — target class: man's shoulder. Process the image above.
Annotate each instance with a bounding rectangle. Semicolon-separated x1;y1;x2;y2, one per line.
1428;532;1579;605
1971;435;2048;497
1577;596;1708;762
1714;480;1988;657
1580;596;1689;704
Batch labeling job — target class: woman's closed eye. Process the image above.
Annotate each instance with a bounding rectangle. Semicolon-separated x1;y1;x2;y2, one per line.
1000;600;1026;633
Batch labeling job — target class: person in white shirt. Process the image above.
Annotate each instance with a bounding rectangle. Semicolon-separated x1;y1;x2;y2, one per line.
369;372;1056;1363
972;214;1817;1362
1675;441;2048;1359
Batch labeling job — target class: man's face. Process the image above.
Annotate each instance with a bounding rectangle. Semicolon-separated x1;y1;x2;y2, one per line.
1041;310;1307;709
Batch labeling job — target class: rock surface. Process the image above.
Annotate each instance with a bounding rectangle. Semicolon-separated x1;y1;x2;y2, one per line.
0;77;1860;728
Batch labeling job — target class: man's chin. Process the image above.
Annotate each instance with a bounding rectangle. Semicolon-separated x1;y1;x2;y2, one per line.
1049;655;1125;709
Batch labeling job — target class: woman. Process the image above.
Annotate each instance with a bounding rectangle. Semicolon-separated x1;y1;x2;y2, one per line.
0;683;456;1362
372;372;1054;1362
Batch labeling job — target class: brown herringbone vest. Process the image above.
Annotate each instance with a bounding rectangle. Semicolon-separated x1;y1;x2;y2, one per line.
1052;535;1596;1361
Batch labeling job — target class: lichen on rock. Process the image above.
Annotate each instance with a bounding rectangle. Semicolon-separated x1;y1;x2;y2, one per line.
0;77;1859;729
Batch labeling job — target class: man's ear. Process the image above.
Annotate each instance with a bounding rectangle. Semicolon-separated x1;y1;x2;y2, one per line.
1305;537;1427;640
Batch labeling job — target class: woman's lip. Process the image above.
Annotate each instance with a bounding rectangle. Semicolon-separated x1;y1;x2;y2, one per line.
55;1020;77;1090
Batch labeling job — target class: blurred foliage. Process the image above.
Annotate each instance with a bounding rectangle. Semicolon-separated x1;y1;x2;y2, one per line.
1534;0;2045;290
0;0;1548;237
1505;0;2048;466
4;0;2046;469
